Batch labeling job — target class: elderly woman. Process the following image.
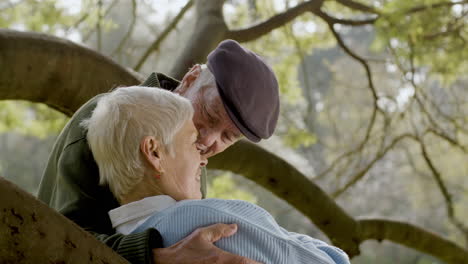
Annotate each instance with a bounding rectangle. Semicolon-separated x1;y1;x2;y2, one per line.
82;86;350;264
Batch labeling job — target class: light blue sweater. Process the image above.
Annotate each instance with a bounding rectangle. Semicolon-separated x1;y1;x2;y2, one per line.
132;198;350;264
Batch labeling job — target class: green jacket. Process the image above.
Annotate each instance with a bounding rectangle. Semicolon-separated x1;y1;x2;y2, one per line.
37;73;207;264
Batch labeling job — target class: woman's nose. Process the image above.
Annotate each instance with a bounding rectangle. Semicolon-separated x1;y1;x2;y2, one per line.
200;158;208;167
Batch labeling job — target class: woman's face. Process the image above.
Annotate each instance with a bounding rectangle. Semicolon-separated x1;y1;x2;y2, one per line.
159;120;207;200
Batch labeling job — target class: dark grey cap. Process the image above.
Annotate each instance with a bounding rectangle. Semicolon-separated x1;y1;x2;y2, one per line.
207;39;280;142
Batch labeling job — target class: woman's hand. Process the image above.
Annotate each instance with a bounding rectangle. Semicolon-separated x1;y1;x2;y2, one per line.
153;223;262;264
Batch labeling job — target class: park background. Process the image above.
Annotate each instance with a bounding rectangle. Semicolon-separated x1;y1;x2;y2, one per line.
0;0;467;263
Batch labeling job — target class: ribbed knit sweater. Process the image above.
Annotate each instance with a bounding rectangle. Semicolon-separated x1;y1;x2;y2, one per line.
131;198;350;264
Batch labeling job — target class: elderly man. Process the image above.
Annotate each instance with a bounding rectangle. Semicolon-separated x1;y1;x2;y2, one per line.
38;39;280;264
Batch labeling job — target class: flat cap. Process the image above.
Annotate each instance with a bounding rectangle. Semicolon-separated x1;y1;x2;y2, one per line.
207;39;279;142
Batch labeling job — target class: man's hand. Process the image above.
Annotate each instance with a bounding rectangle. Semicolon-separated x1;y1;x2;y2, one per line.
153;223;262;264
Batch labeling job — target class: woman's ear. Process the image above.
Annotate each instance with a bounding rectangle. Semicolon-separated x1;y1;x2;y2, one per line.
140;136;164;173
176;64;202;95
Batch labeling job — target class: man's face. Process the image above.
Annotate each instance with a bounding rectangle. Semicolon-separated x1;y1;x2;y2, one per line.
176;65;243;159
190;88;242;159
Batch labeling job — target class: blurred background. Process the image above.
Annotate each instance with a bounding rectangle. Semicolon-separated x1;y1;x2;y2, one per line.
1;0;467;263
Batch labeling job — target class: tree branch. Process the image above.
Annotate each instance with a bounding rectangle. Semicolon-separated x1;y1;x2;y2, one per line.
111;0;137;57
0;29;141;115
419;139;468;243
358;218;468;263
331;133;417;198
403;0;468;15
334;0;380;14
313;9;382;181
82;0;119;43
134;0;194;71
225;0;325;42
0;177;128;263
321;15;377;26
318;10;378;101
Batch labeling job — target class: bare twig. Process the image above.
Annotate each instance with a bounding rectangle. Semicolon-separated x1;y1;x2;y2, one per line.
96;0;103;52
111;0;137;57
313;9;383;181
334;0;380;15
82;0;119;43
226;0;325;42
419;138;468;243
134;0;194;71
403;0;468;15
332;133;418;198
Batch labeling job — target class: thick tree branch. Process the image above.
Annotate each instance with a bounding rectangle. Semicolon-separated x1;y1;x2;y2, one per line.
134;0;193;71
0;29;141;115
0;177;128;263
358;218;468;263
226;0;325;42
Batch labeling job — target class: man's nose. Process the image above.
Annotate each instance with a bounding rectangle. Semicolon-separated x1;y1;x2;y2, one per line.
198;128;219;152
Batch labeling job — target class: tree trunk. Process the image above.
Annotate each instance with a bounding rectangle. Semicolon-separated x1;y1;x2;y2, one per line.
0;177;128;264
170;0;228;79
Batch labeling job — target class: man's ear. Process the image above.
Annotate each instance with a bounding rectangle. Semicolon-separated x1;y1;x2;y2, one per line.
140;136;164;173
176;64;202;95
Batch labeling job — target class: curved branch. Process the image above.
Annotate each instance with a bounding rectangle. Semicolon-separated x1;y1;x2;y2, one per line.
226;0;325;42
134;0;194;71
0;177;128;263
318;10;378;101
419;139;468;241
321;15;377;26
358;218;468;263
0;29;141;115
403;0;468;15
334;0;380;15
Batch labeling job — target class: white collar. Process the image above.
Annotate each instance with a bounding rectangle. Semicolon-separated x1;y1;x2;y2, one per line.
109;195;177;234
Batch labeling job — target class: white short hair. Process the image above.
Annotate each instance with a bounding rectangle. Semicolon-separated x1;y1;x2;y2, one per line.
82;86;193;202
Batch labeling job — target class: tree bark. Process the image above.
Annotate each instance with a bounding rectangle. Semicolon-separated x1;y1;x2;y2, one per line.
0;29;141;116
358;219;468;263
170;0;228;79
0;177;128;264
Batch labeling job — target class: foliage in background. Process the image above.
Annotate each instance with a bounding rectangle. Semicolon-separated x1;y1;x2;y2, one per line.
0;101;68;139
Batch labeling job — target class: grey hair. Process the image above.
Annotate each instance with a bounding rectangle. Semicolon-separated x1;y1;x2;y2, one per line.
81;86;194;202
195;64;216;90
